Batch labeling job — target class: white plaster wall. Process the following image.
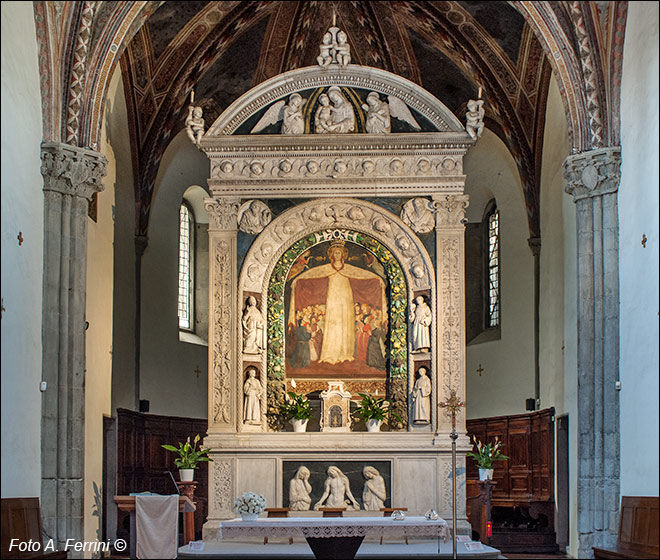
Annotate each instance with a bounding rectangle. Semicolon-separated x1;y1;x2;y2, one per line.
140;131;209;417
83;67;122;551
0;1;44;498
464;129;535;418
538;74;578;557
618;2;659;497
109;71;137;414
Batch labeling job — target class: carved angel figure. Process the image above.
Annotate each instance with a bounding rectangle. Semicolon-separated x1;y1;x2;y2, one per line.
466;99;485;140
317;32;334;67
185;105;205;146
362;92;421;133
251;93;307;135
335;30;351;66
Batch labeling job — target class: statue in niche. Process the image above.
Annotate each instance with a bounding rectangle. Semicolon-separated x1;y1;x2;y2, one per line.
466;99;485;140
238;200;271;234
314;466;359;510
250;93;307;135
329;405;343;428
243;367;262;425
401;198;435;234
362;466;387;510
242;296;264;354
185;105;205;147
412;367;432;425
289;466;312;511
409;295;432;352
362;92;421;134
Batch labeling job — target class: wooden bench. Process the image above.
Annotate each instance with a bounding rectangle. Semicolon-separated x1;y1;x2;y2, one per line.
593;496;659;559
1;498;67;559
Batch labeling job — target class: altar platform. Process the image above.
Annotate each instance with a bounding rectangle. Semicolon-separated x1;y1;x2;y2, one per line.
178;537;502;558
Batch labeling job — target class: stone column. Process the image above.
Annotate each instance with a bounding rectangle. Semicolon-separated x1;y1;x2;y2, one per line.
564;147;621;557
432;194;469;435
40;142;107;548
204;197;239;433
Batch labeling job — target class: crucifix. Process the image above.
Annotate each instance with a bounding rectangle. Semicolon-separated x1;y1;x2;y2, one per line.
440;388;465;560
193;365;201;379
17;232;23;246
476;364;484;377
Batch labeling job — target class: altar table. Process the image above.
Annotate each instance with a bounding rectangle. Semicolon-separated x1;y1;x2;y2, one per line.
217;516;450;559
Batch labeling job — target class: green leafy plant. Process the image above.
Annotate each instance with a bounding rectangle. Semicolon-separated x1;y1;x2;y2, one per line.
279;391;313;421
353;393;403;424
162;434;213;469
465;435;509;469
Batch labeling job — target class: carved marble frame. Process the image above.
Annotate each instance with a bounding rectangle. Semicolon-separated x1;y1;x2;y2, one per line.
237;199;435;433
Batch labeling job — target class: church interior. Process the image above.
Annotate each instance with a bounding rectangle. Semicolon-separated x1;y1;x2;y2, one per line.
1;1;658;559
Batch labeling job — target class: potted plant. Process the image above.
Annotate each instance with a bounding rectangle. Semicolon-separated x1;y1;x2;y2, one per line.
466;435;509;480
279;391;313;432
353;393;403;432
162;434;213;482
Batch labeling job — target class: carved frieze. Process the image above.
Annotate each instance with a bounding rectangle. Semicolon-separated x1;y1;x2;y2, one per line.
563;147;621;201
40;142;107;199
211;239;232;425
439;238;461;390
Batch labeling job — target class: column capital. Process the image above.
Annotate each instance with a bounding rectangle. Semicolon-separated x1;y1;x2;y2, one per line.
205;197;240;231
40;141;107;200
432;194;470;229
564;147;621;202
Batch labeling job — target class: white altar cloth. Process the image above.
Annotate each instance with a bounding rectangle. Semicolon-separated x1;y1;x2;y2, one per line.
217;516;449;541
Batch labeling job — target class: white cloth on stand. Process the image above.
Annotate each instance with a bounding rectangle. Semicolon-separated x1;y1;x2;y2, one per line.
136;495;179;559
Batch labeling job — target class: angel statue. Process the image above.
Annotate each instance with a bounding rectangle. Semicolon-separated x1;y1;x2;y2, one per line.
250;93;307;135
362;92;421;134
185;105;205;147
466;99;485;140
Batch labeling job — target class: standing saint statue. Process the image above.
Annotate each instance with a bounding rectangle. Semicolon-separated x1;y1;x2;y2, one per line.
289;241;386;366
242;296;264;354
362;466;387;510
412;367;432;424
243;368;262;424
409;295;432;352
314;466;360;510
289;466;313;511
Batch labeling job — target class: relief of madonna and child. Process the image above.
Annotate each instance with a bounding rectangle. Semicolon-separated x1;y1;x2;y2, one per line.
284;240;390;379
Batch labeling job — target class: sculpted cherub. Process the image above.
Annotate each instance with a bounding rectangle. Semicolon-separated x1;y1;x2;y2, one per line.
185;105;205;147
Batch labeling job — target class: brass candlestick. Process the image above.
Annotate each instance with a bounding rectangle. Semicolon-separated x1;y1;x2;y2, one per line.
440;389;465;560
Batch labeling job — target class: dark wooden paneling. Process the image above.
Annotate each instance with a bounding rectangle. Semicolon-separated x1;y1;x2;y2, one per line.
113;409;208;543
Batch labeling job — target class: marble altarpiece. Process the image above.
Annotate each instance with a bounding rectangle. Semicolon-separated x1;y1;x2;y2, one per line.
194;36;481;537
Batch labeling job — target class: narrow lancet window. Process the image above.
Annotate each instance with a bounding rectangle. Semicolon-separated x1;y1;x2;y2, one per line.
487;209;500;328
178;203;194;330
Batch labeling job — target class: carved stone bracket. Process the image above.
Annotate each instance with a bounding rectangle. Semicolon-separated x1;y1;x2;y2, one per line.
432;194;470;229
205;197;239;231
40;141;107;199
563;147;621;201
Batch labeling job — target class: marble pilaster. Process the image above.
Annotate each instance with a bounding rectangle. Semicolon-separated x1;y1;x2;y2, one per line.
564;147;621;557
39;141;107;548
205;197;240;433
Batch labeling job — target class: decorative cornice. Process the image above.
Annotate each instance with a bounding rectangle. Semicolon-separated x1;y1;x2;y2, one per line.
205;197;240;231
40;141;107;200
563;147;621;202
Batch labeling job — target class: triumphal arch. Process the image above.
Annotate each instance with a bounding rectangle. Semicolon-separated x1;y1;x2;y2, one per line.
195;27;481;536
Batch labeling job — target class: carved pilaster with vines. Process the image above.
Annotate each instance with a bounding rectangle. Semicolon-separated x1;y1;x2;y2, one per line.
432;194;469;433
205;198;239;433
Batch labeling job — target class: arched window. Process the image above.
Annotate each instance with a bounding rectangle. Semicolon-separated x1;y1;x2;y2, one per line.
178;202;195;330
486;206;500;328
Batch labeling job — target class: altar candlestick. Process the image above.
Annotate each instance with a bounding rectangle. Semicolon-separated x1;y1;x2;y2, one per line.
478;86;482;99
190;90;195;104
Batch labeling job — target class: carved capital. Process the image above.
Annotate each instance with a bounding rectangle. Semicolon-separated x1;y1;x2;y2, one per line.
40;142;107;200
432;195;470;229
205;197;240;231
564;147;621;202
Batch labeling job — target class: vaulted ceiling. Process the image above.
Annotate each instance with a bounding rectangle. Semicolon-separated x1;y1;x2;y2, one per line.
27;0;619;244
